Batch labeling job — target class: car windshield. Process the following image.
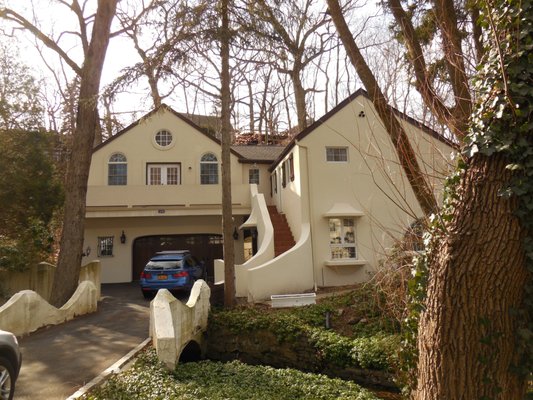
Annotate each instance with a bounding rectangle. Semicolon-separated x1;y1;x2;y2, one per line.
146;260;183;270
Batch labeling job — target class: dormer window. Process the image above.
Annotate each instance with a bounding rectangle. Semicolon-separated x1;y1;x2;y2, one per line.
108;153;127;185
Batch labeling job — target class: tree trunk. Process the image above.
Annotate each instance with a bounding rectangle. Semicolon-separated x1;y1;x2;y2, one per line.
220;0;236;307
50;0;118;307
291;67;307;130
415;153;528;399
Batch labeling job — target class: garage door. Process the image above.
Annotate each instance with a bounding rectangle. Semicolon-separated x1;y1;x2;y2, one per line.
132;234;223;283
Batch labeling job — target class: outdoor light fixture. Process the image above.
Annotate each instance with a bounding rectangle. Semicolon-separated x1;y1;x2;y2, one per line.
120;230;126;244
233;227;239;240
82;246;91;257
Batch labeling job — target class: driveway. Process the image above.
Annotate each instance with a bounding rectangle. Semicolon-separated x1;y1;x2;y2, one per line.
15;283;150;400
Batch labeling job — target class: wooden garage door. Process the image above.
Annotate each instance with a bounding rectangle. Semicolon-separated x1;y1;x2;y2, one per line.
132;234;223;283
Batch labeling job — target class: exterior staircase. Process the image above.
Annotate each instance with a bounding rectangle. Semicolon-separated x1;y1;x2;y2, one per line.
268;206;296;256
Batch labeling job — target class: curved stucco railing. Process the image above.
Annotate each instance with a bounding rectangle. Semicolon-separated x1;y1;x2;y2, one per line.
214;185;275;296
245;222;314;302
215;185;315;302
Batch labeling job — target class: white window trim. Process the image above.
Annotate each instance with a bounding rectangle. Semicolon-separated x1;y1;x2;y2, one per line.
152;129;176;150
147;163;181;185
328;217;357;260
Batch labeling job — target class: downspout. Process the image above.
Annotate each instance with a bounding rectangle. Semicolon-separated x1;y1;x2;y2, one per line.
296;140;319;290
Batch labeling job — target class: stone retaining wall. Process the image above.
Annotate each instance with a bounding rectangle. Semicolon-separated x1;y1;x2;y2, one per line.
206;324;397;390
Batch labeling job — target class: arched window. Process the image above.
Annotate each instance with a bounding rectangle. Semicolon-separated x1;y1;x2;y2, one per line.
200;153;218;184
108;153;127;185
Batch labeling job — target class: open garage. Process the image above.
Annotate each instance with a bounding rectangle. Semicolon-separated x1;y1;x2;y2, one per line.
132;234;223;283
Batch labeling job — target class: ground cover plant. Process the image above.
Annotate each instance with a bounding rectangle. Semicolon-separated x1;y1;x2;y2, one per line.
209;284;401;372
83;348;379;400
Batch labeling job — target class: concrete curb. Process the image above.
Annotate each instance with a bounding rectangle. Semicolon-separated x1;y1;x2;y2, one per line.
65;337;152;399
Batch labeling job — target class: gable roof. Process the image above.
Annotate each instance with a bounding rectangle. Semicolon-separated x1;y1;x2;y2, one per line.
270;88;457;170
92;104;242;158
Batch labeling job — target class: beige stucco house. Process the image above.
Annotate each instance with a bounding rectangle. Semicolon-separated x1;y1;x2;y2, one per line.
84;89;454;301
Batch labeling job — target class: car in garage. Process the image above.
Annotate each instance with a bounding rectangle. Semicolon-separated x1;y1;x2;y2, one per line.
0;329;22;400
139;250;205;299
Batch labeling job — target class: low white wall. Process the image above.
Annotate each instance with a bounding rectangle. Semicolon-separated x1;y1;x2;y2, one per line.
0;261;101;336
0;260;101;303
0;281;98;336
150;280;211;370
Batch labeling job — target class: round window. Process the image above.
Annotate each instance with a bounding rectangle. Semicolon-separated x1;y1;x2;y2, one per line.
155;130;173;147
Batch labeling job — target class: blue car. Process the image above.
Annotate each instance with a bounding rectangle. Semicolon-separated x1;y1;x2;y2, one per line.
140;250;205;299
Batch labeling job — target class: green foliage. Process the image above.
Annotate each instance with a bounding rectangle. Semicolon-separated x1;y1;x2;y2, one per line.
210;290;400;372
0;129;63;270
467;0;533;378
308;328;400;370
83;348;379;400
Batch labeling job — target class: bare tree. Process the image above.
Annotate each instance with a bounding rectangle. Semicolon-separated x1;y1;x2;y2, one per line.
240;0;335;130
220;0;236;307
1;0;119;306
109;1;206;109
326;0;438;216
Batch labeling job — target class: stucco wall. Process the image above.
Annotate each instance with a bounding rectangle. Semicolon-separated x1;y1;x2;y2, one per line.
84;215;230;283
271;95;454;288
88;108;244;187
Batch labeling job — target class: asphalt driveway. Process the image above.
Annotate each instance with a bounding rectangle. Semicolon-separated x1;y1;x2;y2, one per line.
15;283;150;400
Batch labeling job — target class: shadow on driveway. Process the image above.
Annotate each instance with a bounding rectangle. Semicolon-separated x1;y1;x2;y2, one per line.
15;283;150;400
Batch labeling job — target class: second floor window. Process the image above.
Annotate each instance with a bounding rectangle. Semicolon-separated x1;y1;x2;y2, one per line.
147;164;180;185
108;153;127;185
200;153;218;184
326;147;348;162
289;154;295;181
249;168;259;185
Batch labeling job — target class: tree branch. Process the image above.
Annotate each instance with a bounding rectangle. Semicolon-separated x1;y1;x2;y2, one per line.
327;0;438;216
0;7;82;76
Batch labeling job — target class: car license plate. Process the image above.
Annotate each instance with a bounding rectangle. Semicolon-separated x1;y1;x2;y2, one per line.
158;274;168;280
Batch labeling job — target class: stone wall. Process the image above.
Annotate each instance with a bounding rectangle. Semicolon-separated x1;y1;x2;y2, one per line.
206;324;396;390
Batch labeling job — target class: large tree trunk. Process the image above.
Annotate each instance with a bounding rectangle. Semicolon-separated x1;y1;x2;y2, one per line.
50;0;118;307
415;153;528;399
220;0;236;307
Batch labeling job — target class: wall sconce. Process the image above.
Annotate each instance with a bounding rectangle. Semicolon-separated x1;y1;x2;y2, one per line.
120;230;126;244
233;227;239;240
82;246;91;257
